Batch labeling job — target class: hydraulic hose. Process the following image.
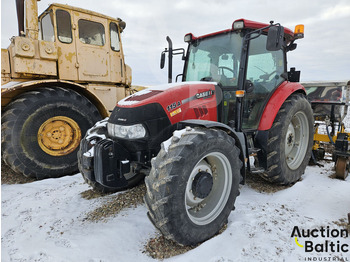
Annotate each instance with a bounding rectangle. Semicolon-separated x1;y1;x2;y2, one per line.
326;124;336;146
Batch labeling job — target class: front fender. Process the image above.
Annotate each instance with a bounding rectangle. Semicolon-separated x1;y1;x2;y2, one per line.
258;81;306;131
178;119;247;182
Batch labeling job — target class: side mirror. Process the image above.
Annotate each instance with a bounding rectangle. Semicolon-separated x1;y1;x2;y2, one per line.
119;20;126;32
160;52;165;69
266;25;284;51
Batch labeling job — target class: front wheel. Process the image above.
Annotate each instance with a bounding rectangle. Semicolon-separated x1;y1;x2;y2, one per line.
262;93;314;184
145;128;242;246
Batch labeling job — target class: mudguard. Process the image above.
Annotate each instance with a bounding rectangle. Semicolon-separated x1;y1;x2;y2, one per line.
178;119;247;183
258;81;306;131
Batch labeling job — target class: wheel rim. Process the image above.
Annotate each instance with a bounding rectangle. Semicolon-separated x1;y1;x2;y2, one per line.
185;152;232;225
335;157;348;180
38;116;81;156
285;111;309;170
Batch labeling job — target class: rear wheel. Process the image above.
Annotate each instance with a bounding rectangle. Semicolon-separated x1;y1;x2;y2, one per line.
145;127;241;246
1;87;101;179
262;93;313;184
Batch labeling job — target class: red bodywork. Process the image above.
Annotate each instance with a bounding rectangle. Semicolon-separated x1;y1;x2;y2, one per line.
118;82;218;125
258;81;306;130
119;80;306;131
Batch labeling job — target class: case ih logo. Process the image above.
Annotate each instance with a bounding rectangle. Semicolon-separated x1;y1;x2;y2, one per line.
196;90;214;99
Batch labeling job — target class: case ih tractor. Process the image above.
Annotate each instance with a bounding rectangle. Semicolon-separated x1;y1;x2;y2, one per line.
78;19;313;245
1;0;133;179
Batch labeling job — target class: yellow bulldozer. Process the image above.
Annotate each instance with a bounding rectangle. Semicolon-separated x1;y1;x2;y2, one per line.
1;0;134;179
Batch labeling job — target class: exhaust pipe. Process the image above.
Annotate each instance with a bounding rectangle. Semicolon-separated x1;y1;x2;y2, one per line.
15;0;39;39
15;0;25;36
166;36;173;83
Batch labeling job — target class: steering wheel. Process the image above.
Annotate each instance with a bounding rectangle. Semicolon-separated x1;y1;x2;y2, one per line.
253;65;279;82
218;66;235;77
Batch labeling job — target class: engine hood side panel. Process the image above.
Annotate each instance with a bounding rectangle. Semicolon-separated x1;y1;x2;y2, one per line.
117;81;219;125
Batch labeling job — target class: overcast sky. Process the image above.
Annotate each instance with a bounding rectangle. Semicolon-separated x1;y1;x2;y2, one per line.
1;0;349;86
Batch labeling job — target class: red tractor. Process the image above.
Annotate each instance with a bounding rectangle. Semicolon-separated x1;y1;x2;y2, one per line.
78;19;313;245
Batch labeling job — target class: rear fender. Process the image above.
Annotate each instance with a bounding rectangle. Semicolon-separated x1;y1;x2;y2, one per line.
258;81;306;131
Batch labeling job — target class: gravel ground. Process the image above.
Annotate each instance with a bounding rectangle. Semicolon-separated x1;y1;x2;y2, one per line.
83;183;146;222
80;188;112;200
143;224;228;259
244;171;292;193
143;234;197;259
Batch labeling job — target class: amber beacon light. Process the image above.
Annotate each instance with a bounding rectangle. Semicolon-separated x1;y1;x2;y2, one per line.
294;24;304;39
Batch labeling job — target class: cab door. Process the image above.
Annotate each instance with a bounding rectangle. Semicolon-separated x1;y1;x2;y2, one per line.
72;12;110;82
242;34;285;129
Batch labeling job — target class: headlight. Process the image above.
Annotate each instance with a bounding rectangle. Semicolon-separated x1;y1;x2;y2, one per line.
107;123;146;139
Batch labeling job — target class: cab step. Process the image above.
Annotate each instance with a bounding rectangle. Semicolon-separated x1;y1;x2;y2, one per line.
250;167;265;174
248;147;261;155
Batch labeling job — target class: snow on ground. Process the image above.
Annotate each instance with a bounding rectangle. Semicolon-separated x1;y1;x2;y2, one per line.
2;162;350;262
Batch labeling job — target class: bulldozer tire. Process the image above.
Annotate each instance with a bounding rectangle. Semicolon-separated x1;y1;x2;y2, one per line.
144;127;241;246
262;93;313;184
1;87;101;179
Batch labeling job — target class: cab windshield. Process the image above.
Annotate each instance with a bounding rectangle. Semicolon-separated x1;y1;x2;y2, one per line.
184;32;242;87
183;31;286;130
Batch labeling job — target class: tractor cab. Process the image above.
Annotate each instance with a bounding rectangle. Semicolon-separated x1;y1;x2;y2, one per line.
166;19;304;130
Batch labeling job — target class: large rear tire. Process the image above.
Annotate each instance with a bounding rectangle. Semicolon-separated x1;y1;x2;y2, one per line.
1;87;101;179
261;93;313;184
145;127;242;246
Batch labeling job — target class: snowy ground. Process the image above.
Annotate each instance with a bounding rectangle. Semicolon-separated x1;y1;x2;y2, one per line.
2;161;349;262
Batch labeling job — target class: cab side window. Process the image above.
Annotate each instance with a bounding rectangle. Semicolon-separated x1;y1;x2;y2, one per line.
110;22;120;51
41;12;55;42
246;35;285;92
78;20;105;46
56;10;72;44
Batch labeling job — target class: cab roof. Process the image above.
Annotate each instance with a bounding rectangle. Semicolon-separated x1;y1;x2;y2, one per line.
40;3;123;23
187;18;295;43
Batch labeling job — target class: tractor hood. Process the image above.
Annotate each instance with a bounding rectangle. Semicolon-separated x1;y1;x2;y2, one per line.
115;81;220;125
